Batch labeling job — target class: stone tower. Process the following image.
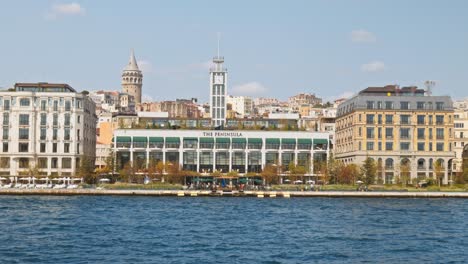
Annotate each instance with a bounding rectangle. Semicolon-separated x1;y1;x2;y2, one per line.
121;50;143;104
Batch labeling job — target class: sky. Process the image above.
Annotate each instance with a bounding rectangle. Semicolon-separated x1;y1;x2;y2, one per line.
0;0;467;103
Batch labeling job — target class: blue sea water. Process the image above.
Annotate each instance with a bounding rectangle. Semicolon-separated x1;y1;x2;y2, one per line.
0;196;467;263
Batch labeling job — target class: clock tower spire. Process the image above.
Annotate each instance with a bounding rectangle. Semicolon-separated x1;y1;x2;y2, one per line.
121;49;143;104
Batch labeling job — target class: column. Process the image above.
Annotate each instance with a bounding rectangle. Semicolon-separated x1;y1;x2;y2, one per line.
212;151;216;172
245;150;248;173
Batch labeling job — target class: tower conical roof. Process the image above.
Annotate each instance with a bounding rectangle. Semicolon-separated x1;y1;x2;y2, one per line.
124;49;140;71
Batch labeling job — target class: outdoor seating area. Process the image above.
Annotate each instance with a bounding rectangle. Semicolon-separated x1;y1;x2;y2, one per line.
0;177;83;189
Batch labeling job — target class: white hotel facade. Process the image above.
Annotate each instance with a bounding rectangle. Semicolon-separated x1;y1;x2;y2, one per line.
0;83;97;177
112;129;329;175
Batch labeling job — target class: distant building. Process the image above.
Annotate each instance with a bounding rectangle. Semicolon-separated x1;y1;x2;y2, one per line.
335;85;455;184
121;50;143;104
0;83;96;177
254;97;280;106
89;90;135;114
453;101;468;174
137;100;201;118
226;96;253;118
288;93;322;109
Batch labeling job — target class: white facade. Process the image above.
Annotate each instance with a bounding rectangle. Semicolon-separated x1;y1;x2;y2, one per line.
0;83;97;177
226;95;253;118
453;106;468;173
210;55;227;127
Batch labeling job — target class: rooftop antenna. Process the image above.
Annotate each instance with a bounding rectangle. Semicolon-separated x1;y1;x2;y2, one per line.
424;80;435;96
217;32;221;58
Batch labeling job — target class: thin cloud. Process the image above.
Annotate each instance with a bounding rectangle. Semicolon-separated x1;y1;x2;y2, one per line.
361;61;385;73
351;29;377;43
231;82;267;96
45;3;85;20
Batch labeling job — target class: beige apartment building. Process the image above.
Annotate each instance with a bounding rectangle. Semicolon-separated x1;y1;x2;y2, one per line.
335;85;454;184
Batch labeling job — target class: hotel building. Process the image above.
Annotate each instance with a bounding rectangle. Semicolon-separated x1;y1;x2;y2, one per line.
112;129;329;176
0;83;97;177
335;85;454;184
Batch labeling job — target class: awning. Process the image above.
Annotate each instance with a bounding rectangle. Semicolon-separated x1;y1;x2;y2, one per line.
232;138;247;143
297;138;312;144
313;139;328;144
116;136;131;142
281;138;296;144
200;137;214;143
266;138;280;144
149;137;164;143
184;137;198;141
248;138;262;144
166;137;180;143
133;137;147;142
216;138;230;143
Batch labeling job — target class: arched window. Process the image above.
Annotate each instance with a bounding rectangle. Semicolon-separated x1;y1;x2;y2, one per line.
385;158;393;169
417;158;425;170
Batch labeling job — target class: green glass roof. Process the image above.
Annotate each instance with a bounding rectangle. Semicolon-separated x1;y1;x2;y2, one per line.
297;138;312;144
149;137;164;142
232;138;247;143
166;137;180;143
265;138;280;144
248;138;262;144
216;138;230;143
281;138;296;144
199;137;214;143
116;136;131;142
313;139;328;144
132;137;147;142
184;137;198;141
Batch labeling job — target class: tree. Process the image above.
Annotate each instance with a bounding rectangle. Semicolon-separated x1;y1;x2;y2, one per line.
119;162;135;183
361;157;377;186
77;155;96;184
399;162;411;187
376;159;384;184
261;164;278;185
227;170;239;177
433;160;444;188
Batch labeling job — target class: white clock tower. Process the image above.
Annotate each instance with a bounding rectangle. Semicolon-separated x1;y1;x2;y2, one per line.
209;40;227;127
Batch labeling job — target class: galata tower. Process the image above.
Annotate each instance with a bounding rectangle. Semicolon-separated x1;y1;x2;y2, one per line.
121;50;143;104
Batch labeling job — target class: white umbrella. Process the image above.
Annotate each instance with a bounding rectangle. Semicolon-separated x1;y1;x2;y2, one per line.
356;180;363;184
99;178;110;182
72;178;82;182
294;180;303;184
306;180;315;184
0;177;7;181
284;179;291;182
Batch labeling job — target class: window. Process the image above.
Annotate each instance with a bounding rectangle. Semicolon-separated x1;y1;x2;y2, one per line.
19;114;29;125
400;142;410;151
385;128;393;139
455;123;464;128
377;101;382;109
436;115;444;125
400;101;410;110
53;129;58;140
429;128;433;139
436;128;444;139
417;128;425;140
436;143;444;151
64;128;70;140
366;101;375;109
378;142;382;150
53;114;58;126
19;143;28;152
436;102;444;110
366;142;374;151
366;127;374;139
19;128;29;140
38;158;47;169
62;158;72;169
77;115;81;124
378;114;382;124
40;143;46;153
429;143;433;151
52;158;58;169
358;127;362;137
53;143;57;153
417;102;425;110
40;128;46;140
65;101;71;111
53;100;58;111
400;115;410;124
64;143;70;153
386;142;393;151
64;114;70;126
417;115;425;125
417;142;425;151
77;129;80;141
19;98;30;107
366;114;374;124
4;100;10;110
3;143;8;152
400;128;410;139
19;158;29;169
385;101;393;109
385;114;393;125
2;127;8;140
0;157;10;168
41;100;47;111
40;113;47;126
77;143;80;154
2;113;8;125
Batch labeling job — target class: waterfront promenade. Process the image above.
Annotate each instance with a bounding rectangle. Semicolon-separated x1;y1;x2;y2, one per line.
1;188;468;198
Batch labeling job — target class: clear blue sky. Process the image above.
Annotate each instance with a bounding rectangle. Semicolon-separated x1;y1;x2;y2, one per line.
1;0;467;103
